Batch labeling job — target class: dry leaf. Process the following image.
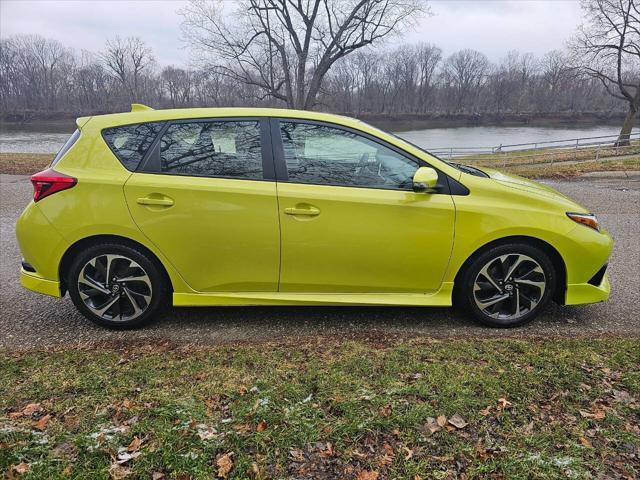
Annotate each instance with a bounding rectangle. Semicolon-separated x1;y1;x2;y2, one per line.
356;470;380;480
13;463;29;474
127;436;142;452
403;446;414;460
579;437;593;448
289;448;305;461
109;463;131;479
122;399;133;409
151;472;165;480
33;414;51;431
8;411;23;420
479;406;492;416
448;414;468;429
63;415;80;430
424;417;442;434
216;452;234;479
436;415;447;427
62;464;73;476
379;404;392;417
256;420;267;432
22;403;42;416
497;398;513;410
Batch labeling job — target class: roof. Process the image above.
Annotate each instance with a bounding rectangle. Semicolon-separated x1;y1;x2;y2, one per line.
77;106;364;132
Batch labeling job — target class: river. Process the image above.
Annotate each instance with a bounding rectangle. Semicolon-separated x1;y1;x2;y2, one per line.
0;124;630;154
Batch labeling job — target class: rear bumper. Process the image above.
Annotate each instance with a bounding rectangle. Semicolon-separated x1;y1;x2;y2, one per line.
20;269;61;298
565;271;611;305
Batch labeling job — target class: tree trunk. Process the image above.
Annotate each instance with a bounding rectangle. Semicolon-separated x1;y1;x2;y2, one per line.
616;104;637;146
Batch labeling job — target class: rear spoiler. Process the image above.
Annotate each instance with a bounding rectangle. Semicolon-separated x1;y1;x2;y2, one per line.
75;116;92;129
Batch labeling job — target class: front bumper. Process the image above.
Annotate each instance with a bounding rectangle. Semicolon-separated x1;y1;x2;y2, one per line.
565;271;611;305
20;268;62;298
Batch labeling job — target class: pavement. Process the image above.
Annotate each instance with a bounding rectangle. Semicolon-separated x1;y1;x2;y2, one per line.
1;172;639;350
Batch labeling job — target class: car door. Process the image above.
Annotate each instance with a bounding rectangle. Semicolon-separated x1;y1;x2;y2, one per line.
124;118;280;292
272;119;455;294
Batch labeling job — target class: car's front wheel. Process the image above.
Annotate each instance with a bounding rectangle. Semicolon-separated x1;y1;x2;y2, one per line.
67;243;167;329
456;243;556;328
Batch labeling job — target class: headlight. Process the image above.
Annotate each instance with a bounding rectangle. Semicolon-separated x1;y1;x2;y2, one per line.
567;212;600;231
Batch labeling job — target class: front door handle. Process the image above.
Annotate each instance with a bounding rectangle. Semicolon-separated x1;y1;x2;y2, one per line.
137;196;174;207
284;206;320;216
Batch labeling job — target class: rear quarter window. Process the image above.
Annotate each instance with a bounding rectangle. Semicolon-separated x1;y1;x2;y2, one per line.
102;122;163;171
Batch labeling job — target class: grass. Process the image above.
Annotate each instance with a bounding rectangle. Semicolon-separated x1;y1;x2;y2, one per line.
1;339;638;479
0;153;53;175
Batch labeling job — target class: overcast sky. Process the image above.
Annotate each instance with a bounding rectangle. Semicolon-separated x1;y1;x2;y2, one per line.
1;0;584;65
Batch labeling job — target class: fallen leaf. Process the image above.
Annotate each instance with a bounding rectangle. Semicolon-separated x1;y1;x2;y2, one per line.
109;463;131;479
22;403;42;416
127;436;142;452
13;463;29;474
238;386;248;396
63;415;80;430
62;464;73;476
256;420;267;432
448;414;468;429
289;448;305;461
436;415;447;427
379;404;392;417
122;399;133;409
497;398;513;410
579;437;593;448
479;406;492;416
356;470;379;480
151;472;165;480
216;452;234;479
8;412;23;420
33;414;51;431
403;446;414;460
424;417;442;434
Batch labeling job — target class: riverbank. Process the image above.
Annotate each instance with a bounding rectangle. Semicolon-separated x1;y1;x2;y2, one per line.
0;111;630;134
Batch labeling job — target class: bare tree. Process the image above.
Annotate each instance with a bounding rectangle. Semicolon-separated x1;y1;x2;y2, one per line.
441;49;490;113
180;0;428;110
572;0;640;145
101;36;155;101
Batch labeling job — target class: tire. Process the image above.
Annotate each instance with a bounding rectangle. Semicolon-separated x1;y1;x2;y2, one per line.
455;243;556;328
67;242;168;329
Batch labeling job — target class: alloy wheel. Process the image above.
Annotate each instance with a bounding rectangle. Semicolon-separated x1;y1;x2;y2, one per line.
77;254;152;321
472;253;546;321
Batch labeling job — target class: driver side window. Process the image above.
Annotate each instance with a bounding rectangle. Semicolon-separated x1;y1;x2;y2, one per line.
279;122;419;189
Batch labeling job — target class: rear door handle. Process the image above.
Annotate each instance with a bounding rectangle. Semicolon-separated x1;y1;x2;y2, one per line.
137;196;174;207
284;206;320;216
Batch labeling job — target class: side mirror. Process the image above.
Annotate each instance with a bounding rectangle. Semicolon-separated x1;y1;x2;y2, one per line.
412;167;439;192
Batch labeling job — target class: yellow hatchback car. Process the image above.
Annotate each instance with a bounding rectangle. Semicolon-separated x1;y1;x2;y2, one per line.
16;105;613;329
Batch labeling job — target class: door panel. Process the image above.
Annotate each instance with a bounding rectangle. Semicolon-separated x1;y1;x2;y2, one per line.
273;119;455;294
125;173;280;292
277;182;455;293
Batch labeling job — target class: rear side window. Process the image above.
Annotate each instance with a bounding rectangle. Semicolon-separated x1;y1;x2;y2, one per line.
102;122;163;171
158;121;263;180
50;129;81;167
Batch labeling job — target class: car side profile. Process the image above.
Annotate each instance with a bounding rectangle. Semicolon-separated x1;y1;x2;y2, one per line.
16;105;613;329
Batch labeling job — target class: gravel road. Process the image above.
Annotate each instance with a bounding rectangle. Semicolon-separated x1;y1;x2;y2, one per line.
1;172;639;349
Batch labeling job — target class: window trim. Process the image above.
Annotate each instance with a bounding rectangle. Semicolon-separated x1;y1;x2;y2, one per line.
137;117;276;182
269;117;453;194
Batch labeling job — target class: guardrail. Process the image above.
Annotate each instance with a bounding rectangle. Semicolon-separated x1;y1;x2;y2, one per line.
429;132;640;164
426;132;640;169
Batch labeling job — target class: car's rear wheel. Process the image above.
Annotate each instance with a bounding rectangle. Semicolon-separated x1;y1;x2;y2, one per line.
456;243;556;328
67;243;167;329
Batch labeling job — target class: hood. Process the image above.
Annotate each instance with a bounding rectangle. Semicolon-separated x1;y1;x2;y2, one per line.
478;167;588;211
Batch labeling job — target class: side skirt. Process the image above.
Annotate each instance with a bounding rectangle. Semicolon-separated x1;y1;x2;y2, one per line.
173;283;454;307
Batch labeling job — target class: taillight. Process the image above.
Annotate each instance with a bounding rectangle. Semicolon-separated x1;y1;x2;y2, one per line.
31;168;77;202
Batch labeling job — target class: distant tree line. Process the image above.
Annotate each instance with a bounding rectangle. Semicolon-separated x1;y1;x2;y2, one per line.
0;33;628;120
